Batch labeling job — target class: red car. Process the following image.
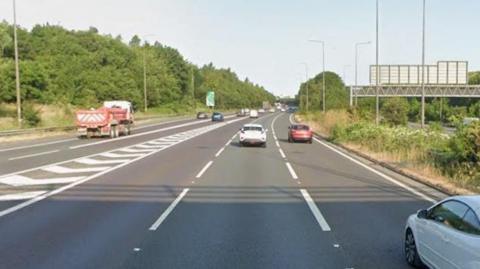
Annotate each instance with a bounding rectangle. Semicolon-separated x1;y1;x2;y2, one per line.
288;124;313;143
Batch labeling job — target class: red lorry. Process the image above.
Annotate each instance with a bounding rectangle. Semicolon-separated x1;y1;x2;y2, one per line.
75;101;134;138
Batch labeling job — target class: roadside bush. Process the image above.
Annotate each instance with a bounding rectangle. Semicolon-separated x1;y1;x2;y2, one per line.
381;97;409;126
22;102;41;127
431;121;480;188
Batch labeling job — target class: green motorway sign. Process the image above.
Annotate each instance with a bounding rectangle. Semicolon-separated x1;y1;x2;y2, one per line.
206;91;215;107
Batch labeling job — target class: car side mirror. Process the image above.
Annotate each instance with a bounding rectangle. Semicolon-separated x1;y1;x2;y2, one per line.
417;209;428;219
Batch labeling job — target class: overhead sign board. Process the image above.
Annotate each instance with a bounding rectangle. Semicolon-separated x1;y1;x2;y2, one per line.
370;61;468;85
206;91;215;107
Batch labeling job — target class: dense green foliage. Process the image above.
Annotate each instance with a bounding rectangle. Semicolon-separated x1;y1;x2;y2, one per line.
430;121;480;187
381;97;409;126
323;109;480;190
296;71;348;111
0;22;274;111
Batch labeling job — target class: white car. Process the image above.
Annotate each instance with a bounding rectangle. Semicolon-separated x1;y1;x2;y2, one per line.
249;110;259;118
258;108;265;113
280;108;286;112
404;195;480;269
239;124;267;147
268;108;275;113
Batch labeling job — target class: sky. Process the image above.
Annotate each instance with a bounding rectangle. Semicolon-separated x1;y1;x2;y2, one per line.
0;0;479;97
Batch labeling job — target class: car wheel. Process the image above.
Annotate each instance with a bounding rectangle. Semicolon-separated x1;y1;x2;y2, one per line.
308;139;313;144
262;143;267;148
288;137;292;143
405;229;424;268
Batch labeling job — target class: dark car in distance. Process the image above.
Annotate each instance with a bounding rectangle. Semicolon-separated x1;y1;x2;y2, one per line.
211;112;224;122
197;112;209;119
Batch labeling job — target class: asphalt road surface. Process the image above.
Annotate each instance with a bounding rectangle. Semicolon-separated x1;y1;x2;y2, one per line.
0;112;447;269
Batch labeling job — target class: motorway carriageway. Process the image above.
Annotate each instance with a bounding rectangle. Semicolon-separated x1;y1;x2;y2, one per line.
0;112;446;269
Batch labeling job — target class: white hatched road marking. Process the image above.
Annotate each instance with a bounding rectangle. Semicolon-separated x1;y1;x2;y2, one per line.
0;191;48;201
0;116;247;212
99;152;144;158
118;148;155;153
42;165;111;174
69;115;236;150
75;158;130;165
0;175;84;186
135;144;167;149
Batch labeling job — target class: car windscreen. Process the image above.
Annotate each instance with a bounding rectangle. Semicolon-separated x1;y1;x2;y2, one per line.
292;125;309;130
243;126;263;131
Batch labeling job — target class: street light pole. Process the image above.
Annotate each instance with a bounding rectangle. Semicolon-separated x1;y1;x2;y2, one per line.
300;63;309;112
141;34;157;112
308;39;326;112
143;47;147;112
343;65;352;106
13;0;21;126
191;66;196;111
421;0;426;128
375;0;380;125
355;41;371;106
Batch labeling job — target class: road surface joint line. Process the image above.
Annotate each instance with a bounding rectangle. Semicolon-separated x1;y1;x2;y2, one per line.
288;114;437;203
8;150;60;161
300;189;332;232
149;188;189;231
196;161;213;178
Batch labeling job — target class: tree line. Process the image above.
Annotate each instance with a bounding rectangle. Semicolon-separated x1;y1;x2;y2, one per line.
0;22;275;111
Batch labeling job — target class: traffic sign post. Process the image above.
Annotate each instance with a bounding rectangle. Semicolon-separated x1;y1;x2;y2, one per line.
206;91;215;108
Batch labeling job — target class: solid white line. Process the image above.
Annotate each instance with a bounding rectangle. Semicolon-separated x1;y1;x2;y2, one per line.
0;138;76;153
312;137;436;203
285;162;298;179
279;148;286;159
149;188;189;231
8;150;59;161
215;147;225;158
300;189;331;232
275;141;280;148
0;191;48;201
196;161;213;178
